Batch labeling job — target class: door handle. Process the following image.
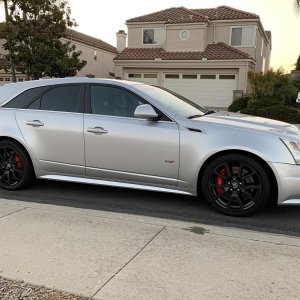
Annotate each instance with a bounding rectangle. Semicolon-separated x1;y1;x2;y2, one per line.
87;127;108;134
26;120;44;127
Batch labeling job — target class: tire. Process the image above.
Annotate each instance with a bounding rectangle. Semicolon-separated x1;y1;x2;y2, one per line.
0;140;35;190
201;153;271;216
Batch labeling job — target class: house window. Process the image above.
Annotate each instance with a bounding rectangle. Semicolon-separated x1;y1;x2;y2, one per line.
180;30;190;41
261;39;264;56
144;74;157;78
165;74;180;79
0;78;3;81
262;57;266;72
200;75;216;79
128;74;142;78
5;78;10;82
219;75;236;80
94;50;97;61
182;74;197;79
143;28;165;45
231;27;256;47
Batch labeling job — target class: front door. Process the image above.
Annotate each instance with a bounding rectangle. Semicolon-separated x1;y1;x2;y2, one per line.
84;84;179;186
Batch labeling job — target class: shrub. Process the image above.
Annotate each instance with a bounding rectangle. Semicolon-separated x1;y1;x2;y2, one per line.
228;97;250;112
248;69;286;99
246;97;281;110
241;104;300;124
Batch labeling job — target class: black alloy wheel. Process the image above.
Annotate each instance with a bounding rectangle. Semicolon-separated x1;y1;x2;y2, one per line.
201;154;271;216
0;141;34;190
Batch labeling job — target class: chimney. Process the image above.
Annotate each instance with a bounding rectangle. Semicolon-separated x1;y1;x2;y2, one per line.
116;30;127;52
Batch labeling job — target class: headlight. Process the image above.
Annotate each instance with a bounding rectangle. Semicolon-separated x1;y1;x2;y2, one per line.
282;139;300;164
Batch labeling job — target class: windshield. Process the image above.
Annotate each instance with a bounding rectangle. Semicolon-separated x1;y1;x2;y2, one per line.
134;84;208;118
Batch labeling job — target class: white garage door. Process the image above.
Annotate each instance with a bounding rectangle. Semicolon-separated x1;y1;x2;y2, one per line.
163;73;237;108
126;73;159;85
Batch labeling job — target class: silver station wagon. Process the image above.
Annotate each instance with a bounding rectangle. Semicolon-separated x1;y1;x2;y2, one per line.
0;78;300;216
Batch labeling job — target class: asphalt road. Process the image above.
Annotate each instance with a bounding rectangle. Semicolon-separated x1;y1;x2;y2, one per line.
0;180;299;237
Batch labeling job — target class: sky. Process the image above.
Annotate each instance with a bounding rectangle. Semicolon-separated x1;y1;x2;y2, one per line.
0;0;300;72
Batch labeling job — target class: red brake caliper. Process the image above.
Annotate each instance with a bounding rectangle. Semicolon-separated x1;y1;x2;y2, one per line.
215;167;226;194
14;154;24;170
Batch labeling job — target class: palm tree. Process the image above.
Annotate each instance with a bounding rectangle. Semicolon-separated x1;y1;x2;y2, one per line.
1;0;16;82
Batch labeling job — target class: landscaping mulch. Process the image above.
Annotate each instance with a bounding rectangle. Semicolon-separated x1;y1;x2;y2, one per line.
0;277;91;300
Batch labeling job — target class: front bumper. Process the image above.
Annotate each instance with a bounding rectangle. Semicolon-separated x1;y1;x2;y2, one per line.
272;162;300;205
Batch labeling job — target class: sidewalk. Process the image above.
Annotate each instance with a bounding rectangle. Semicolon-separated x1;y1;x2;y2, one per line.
0;198;299;300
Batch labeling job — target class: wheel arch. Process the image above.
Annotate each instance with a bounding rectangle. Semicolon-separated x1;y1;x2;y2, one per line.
197;149;278;206
0;136;35;173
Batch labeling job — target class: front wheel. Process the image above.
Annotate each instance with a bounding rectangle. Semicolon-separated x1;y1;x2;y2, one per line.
201;153;271;216
0;141;35;190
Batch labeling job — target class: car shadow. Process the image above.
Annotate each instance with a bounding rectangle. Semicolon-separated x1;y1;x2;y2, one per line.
0;180;299;237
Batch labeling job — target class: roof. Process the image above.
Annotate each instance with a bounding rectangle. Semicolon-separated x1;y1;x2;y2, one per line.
265;31;272;40
191;6;259;21
126;6;259;24
114;42;252;61
65;29;117;54
126;7;208;24
0;22;116;54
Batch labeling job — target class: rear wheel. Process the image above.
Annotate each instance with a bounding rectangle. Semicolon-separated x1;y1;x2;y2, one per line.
0;141;35;190
201;153;271;216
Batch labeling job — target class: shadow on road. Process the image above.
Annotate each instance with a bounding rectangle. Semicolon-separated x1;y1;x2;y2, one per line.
0;180;299;237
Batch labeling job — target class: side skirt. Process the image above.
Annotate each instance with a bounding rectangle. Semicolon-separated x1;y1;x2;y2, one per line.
39;175;195;196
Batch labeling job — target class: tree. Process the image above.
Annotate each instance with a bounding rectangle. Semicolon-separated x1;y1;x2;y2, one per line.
295;0;300;14
0;0;17;82
296;54;300;71
0;0;86;79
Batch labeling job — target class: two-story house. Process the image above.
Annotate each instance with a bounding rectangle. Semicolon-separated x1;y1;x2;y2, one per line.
114;6;272;108
0;23;117;85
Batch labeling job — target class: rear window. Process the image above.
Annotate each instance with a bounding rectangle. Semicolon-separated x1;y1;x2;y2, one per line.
3;86;50;108
27;85;81;113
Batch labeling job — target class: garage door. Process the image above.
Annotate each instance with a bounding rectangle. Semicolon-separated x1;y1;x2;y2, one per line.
126;73;159;85
163;73;237;108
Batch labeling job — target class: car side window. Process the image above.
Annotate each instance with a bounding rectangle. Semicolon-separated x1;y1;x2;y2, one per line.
90;85;145;118
3;86;49;109
27;85;81;113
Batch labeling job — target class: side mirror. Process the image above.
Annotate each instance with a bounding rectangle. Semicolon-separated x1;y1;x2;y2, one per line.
297;92;300;103
134;104;159;120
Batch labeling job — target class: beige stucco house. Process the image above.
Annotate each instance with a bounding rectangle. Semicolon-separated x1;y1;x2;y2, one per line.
0;24;117;85
114;6;272;108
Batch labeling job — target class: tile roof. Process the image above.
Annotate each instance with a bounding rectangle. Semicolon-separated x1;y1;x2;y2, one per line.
126;7;208;24
65;29;117;54
265;31;272;40
191;6;259;21
0;23;116;54
114;42;252;61
126;6;259;24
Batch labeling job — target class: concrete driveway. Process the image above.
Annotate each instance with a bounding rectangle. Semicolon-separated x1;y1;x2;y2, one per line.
0;197;299;300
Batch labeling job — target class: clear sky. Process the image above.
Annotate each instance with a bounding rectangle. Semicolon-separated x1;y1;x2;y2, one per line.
1;0;300;72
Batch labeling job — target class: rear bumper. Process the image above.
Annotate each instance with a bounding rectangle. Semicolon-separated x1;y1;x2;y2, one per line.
272;162;300;205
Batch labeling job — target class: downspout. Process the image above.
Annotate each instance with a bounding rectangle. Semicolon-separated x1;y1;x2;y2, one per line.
213;22;216;44
245;60;249;95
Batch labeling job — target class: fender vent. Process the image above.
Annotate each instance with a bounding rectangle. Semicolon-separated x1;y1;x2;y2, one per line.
187;128;202;133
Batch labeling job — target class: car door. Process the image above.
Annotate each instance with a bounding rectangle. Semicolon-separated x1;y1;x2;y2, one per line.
84;84;180;187
15;84;85;175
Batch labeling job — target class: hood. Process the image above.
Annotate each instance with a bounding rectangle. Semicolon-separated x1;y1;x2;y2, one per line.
179;111;300;138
